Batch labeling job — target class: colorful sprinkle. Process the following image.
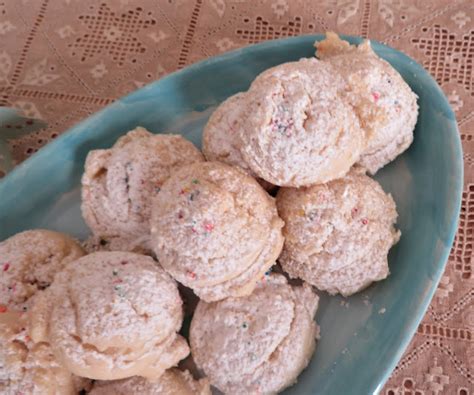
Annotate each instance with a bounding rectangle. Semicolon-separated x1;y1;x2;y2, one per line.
372;91;381;102
297;209;305;217
3;263;10;272
242;322;248;329
265;268;272;276
203;222;215;233
0;305;7;313
307;210;318;221
114;285;126;298
351;207;359;218
178;211;184;219
361;218;368;225
192;179;200;184
189;190;200;201
187;271;196;280
271;105;294;136
121;260;128;265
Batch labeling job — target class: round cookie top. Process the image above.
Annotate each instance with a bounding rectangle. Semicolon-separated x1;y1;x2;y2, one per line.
316;33;418;174
28;251;187;379
90;369;211;395
237;58;365;187
150;161;283;289
277;168;400;296
81;127;204;246
0;229;84;310
202;93;252;173
190;274;319;394
0;311;79;395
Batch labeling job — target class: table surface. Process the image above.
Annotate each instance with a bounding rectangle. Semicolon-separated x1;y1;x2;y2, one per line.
0;0;473;393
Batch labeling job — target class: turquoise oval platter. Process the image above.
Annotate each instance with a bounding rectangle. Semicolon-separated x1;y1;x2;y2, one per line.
0;35;463;394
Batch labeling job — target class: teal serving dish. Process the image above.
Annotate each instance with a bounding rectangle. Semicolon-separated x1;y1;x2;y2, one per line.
0;35;463;394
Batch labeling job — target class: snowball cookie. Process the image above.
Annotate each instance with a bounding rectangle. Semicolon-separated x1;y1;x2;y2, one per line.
202;93;275;192
315;32;418;174
190;274;319;394
277;168;401;296
27;251;189;381
150;161;284;302
81;127;204;250
90;369;211;395
0;311;91;395
236;58;365;187
0;229;85;311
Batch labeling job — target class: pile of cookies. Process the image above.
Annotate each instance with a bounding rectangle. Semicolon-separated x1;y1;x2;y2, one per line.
0;34;417;394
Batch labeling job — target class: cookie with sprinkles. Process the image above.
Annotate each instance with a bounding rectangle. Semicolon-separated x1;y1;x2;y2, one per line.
202;92;275;192
81;127;204;251
236;58;365;187
315;32;418;174
0;229;84;311
28;251;189;381
89;368;211;395
0;311;91;395
277;167;400;296
190;274;319;394
150;161;284;302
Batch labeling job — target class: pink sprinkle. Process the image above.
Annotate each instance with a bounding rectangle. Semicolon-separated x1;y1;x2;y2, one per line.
3;263;10;272
187;271;196;280
361;218;368;225
372;92;380;102
351;207;358;218
203;222;214;232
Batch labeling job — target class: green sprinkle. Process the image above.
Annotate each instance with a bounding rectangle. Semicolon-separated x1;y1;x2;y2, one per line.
192;179;199;184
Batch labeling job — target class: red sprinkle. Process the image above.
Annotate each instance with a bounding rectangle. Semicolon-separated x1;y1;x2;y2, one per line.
178;211;184;219
113;279;123;285
121;260;128;265
187;271;196;280
203;222;214;232
3;263;10;272
0;305;7;313
361;218;368;225
372;92;380;102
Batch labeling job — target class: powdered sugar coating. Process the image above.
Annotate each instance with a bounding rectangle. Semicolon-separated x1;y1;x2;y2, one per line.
190;274;319;394
237;58;365;187
81;127;204;250
202;93;252;173
0;229;84;310
150;161;284;302
90;369;211;395
277;168;401;296
202;93;276;192
28;251;189;380
0;311;89;395
316;33;418;174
